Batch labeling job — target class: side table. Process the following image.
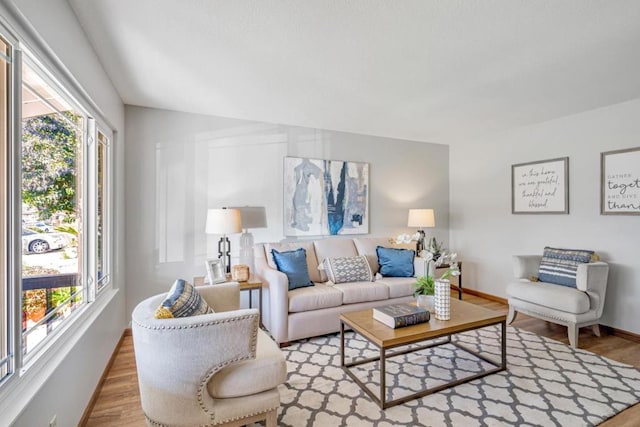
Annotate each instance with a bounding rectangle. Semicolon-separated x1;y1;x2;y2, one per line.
193;275;263;327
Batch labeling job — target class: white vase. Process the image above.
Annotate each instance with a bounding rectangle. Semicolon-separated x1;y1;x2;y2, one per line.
416;295;434;311
434;279;451;320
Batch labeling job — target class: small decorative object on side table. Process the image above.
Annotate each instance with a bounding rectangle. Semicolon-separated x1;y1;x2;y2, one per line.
232;264;250;282
193;275;263;327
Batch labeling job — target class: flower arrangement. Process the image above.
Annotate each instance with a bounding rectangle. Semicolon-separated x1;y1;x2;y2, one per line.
424;237;444;260
413;250;460;297
393;233;422;244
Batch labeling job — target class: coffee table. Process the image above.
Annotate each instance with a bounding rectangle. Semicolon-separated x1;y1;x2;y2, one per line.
339;299;507;409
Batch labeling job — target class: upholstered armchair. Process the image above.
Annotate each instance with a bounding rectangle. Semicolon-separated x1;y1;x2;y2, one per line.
506;255;609;348
132;282;287;426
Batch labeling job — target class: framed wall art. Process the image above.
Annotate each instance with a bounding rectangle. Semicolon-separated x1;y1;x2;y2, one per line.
205;258;226;284
511;157;569;214
601;147;640;215
283;156;369;236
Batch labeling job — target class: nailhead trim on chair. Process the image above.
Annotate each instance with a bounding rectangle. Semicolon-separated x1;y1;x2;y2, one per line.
145;405;280;426
197;315;259;422
213;405;280;425
132;313;258;330
135;313;260;425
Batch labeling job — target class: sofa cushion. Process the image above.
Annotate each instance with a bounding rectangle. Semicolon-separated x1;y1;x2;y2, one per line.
376;246;415;277
333;281;389;304
353;237;415;274
538;247;594;288
376;277;416;298
207;330;287;398
154;279;213;319
288;283;344;312
271;248;314;290
323;255;373;284
266;241;323;283
507;279;590;314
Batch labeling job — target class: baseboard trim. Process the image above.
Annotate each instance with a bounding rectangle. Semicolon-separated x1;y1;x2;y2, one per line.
79;328;129;426
601;326;640;343
461;287;508;305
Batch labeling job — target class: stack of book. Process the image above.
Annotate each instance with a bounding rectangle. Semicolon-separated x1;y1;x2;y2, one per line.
373;303;430;328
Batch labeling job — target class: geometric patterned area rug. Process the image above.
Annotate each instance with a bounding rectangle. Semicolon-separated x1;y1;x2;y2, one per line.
273;326;640;426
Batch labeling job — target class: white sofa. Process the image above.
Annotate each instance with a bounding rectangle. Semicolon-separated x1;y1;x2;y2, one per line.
255;237;423;345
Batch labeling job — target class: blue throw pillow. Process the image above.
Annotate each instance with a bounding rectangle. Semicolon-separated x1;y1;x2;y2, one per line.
376;246;415;277
271;248;314;291
538;247;594;288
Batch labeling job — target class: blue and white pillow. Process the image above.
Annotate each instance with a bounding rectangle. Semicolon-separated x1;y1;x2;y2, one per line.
323;255;373;284
272;248;315;291
376;246;415;277
538;247;594;288
155;279;214;319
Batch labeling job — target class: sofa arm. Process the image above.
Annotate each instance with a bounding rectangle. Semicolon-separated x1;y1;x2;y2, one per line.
576;262;609;294
199;282;240;312
255;253;290;344
512;255;542;279
132;294;259;425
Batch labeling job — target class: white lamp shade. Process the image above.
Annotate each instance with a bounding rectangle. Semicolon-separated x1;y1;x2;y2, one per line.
205;208;242;234
408;209;435;228
230;206;267;229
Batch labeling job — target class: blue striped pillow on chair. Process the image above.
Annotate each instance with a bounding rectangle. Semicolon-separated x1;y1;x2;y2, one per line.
538;247;594;288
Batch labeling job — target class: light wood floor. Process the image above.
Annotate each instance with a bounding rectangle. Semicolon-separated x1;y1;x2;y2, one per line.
83;294;640;426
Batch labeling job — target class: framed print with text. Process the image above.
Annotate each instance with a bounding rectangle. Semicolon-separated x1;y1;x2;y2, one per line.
512;157;569;214
601;147;640;215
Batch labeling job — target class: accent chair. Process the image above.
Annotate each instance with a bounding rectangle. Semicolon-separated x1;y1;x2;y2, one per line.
506;254;609;348
132;282;286;426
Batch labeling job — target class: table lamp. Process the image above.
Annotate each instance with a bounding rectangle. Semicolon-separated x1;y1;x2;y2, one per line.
205;208;242;274
230;206;268;273
407;208;435;254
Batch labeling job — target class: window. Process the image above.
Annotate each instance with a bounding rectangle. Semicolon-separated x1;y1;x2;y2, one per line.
0;23;112;380
20;59;85;357
0;34;11;383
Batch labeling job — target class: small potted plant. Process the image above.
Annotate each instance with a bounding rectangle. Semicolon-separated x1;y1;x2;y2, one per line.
414;250;460;311
413;275;435;310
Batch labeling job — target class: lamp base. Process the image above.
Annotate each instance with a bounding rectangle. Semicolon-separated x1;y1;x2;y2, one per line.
239;230;255;273
217;236;231;274
416;229;426;254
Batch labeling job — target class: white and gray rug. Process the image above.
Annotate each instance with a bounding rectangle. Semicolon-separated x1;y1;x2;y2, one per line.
274;326;640;426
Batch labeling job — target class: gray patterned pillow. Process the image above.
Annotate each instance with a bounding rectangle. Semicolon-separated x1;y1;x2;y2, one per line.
323;255;373;284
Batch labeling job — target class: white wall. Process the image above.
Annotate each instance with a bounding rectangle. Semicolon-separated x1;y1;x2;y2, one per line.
125;106;449;316
0;0;127;425
450;98;640;334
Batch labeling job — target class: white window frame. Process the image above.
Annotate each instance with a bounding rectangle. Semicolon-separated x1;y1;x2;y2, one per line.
0;26;17;388
20;52;91;363
0;21;115;387
95;126;112;294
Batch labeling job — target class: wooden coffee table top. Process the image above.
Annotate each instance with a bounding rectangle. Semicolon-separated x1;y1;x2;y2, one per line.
340;298;506;349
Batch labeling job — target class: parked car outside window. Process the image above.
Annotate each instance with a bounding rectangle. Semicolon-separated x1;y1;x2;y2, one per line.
21;228;68;254
31;221;53;232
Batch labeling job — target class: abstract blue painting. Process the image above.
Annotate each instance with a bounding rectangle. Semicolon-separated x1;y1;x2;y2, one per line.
284;157;369;236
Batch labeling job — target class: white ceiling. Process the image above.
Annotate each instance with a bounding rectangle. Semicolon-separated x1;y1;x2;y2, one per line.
68;0;640;144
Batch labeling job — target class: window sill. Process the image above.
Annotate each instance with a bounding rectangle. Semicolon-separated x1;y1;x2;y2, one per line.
0;286;119;424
